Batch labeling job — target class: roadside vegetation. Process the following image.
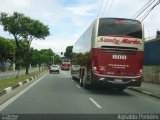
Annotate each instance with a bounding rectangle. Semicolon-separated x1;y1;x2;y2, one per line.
0;69;47;90
0;12;62;76
143;66;160;84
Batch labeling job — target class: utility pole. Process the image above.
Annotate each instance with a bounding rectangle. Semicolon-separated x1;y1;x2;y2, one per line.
12;53;15;72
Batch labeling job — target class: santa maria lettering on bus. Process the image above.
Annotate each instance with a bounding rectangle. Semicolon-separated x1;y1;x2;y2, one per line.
98;37;142;45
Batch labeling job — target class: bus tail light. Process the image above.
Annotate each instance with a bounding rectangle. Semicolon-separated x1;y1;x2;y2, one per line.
136;69;142;75
140;69;142;74
95;69;100;74
92;67;100;74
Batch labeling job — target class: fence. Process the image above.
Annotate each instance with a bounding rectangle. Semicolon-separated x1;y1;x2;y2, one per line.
143;66;160;84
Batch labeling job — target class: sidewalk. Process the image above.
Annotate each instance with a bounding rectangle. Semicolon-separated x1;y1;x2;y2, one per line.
129;82;160;99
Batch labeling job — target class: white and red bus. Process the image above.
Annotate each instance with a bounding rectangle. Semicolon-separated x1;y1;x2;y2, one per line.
61;58;71;70
71;18;144;90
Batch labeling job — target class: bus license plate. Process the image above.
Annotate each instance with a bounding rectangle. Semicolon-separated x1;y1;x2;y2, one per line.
114;79;123;84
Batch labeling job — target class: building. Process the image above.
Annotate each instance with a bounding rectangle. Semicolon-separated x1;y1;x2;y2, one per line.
144;34;160;66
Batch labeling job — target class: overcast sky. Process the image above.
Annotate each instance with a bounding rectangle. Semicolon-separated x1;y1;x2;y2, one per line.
0;0;160;54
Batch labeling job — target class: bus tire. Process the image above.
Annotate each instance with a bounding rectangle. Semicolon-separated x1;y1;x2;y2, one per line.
117;87;126;91
72;76;75;80
82;75;90;89
80;78;83;87
83;80;89;89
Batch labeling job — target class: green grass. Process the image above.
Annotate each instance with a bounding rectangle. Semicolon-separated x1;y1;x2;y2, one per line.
0;70;47;90
144;66;160;68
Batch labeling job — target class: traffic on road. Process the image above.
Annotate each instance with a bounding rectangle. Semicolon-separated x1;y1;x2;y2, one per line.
0;70;159;115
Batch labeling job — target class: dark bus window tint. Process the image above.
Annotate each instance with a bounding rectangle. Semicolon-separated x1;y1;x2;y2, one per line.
98;18;142;39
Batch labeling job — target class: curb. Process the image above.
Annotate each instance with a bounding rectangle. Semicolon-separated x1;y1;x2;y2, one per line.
0;73;45;97
129;87;160;99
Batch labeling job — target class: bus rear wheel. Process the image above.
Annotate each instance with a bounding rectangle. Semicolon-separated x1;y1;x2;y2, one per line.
80;78;83;87
83;80;90;89
82;75;90;89
117;86;126;91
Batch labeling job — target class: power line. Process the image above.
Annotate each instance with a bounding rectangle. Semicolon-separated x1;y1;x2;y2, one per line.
140;0;160;22
126;0;160;35
97;0;104;18
97;0;116;18
132;0;155;19
135;0;156;20
133;0;160;21
105;0;116;16
101;0;109;17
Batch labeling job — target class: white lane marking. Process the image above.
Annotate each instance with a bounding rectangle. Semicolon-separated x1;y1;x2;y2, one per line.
76;85;81;88
142;91;152;95
0;74;47;112
89;98;102;109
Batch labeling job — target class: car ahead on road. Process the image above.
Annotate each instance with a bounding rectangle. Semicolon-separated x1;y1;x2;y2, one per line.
71;65;80;79
71;65;80;74
49;65;60;74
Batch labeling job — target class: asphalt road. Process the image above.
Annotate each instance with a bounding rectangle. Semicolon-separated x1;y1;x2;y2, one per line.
0;70;160;114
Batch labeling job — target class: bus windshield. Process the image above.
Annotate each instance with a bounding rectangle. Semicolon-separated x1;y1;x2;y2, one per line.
98;18;142;39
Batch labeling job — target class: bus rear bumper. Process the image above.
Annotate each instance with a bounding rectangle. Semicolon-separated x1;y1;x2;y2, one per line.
92;75;142;87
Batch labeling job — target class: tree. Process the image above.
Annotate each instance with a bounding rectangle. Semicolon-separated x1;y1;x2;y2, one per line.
64;46;73;59
31;49;61;71
0;37;15;72
40;49;54;68
31;49;43;71
0;12;50;74
54;55;62;65
72;52;90;66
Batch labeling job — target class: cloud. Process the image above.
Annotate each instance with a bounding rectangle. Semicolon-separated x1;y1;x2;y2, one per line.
31;33;79;55
0;0;160;54
66;5;94;16
0;0;31;13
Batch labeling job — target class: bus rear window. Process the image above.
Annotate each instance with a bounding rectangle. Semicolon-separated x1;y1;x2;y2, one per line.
98;18;142;39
